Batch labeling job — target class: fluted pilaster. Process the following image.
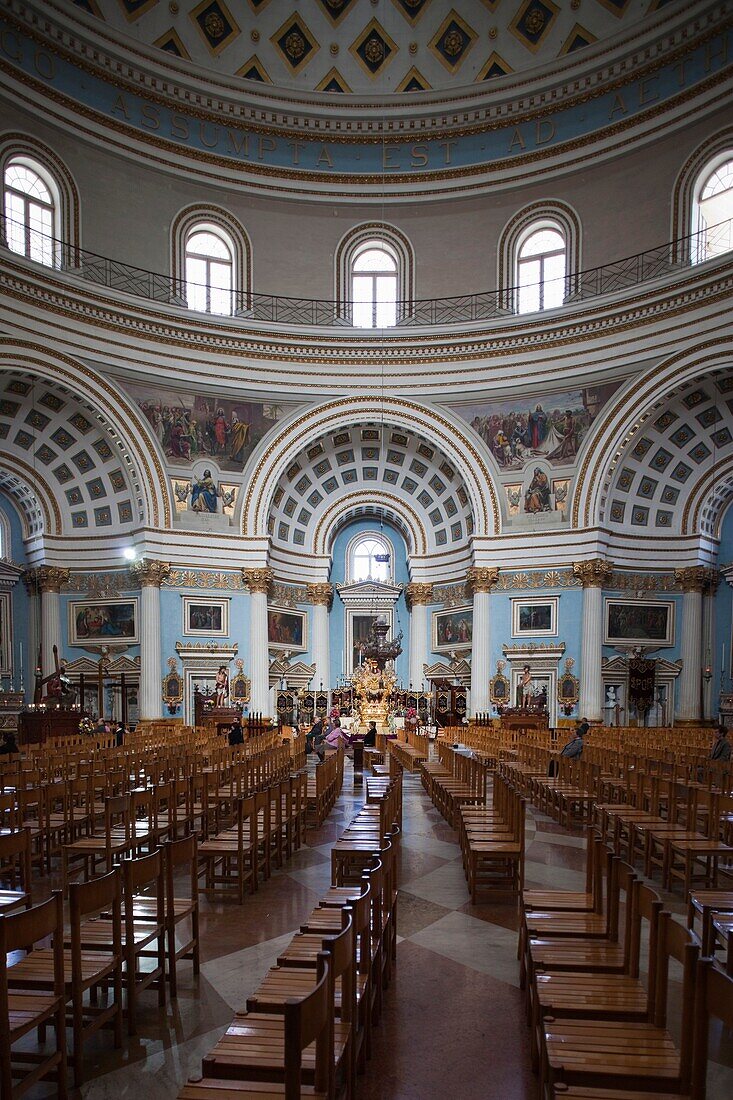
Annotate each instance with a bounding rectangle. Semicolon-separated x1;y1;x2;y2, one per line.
28;567;70;678
406;583;433;689
466;567;499;716
573;559;613;722
307;582;333;689
675;566;709;722
244;568;273;714
130;558;170;720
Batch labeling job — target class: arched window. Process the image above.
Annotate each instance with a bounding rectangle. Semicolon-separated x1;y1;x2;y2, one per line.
3;157;57;266
515;222;567;314
351;241;398;328
184;224;234;315
498;202;580;315
348;532;393;583
336;224;414;327
171;205;251;316
691;157;733;263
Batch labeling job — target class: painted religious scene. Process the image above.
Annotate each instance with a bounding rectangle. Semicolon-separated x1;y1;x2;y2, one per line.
124;382;295;471
452;383;623;469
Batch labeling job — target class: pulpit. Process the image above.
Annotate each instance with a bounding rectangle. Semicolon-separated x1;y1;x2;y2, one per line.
19;709;87;746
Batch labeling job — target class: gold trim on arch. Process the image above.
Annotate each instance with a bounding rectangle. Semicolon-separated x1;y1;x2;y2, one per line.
313;491;428;557
0;452;60;534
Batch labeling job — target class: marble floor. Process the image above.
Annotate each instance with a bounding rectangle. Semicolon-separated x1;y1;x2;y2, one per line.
15;763;733;1098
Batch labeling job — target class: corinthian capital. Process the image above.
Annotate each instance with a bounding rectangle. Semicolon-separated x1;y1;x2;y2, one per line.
572;559;613;589
307;582;334;607
406;582;433;608
466;567;499;595
129;558;171;588
29;566;71;593
674;566;712;593
243;567;274;595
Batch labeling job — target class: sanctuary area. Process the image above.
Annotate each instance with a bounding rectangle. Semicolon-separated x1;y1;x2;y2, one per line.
0;0;732;1097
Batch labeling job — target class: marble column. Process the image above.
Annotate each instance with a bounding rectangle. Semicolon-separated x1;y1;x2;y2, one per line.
244;567;273;715
130;558;170;720
307;582;333;690
35;567;70;679
573;559;613;723
675;566;709;723
466;567;499;716
406;583;433;690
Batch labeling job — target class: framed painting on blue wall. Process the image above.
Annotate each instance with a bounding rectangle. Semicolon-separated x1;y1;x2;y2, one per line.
183;596;230;637
511;596;558;638
432;606;473;652
268;607;307;653
69;598;139;645
604;598;675;647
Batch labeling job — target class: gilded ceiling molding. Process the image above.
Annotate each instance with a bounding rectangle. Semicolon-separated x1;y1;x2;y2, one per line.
0;451;59;535
312;490;428;557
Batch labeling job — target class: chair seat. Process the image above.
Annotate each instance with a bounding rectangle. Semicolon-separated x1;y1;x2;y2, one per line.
8;991;63;1040
180;1079;326;1098
535;972;648;1016
523;891;595;912
551;1089;687;1100
8;946;119;987
545;1018;681;1084
202;1012;350;1077
0;888;29;914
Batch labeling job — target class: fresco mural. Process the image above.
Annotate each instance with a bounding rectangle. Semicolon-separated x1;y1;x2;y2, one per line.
452;384;622;469
124;383;296;471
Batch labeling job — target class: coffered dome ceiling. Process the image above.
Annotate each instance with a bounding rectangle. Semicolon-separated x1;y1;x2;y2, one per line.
71;0;671;94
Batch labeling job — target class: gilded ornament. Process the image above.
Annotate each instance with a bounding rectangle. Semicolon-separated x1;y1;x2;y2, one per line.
243;567;274;594
572;559;613;589
285;31;306;60
524;10;546;36
32;566;71;593
466;567;499;595
251;30;260;42
406;582;433;608
409;42;417;55
489;27;498;40
674;566;714;593
330;43;339;56
364;36;385;64
443;30;464;58
129;558;171;588
306;582;334;607
204;12;226;39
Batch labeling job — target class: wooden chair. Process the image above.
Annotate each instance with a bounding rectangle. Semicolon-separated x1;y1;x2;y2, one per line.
8;868;124;1087
178;953;334;1099
0;829;32;915
116;850;167;1034
0;892;68;1098
165;833;201;997
198;794;257;904
690;957;733;1096
61;792;133;886
541;912;699;1099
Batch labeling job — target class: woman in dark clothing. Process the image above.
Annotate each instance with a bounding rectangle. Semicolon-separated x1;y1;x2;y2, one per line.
363;721;377;747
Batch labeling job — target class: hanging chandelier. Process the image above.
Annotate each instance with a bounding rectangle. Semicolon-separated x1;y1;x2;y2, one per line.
359;618;403;667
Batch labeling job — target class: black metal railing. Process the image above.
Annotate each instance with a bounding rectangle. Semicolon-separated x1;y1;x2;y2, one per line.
1;213;730;329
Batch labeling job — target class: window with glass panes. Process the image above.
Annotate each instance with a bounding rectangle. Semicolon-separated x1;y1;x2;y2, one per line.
3;160;55;266
693;159;733;263
351;244;398;328
185;226;234;315
516;225;566;314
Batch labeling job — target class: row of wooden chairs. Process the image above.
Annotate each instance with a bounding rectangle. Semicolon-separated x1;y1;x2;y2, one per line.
0;832;200;1095
178;768;404;1098
420;743;488;827
307;748;344;827
459;773;525;904
520;832;733;1099
387;729;428;773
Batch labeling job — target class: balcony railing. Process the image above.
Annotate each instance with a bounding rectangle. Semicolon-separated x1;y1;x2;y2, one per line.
1;214;730;329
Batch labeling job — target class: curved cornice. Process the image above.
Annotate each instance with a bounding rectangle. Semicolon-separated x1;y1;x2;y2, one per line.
1;250;732;393
1;1;731;199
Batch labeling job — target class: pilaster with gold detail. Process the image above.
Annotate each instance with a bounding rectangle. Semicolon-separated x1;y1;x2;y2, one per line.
130;559;170;720
675;567;709;722
573;558;613;722
307;583;333;688
406;583;433;689
244;568;273;713
466;568;499;715
27;567;71;679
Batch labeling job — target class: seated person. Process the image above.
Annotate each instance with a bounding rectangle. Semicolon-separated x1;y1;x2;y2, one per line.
363;721;377;747
575;717;590;738
548;728;584;775
228;718;244;746
325;718;348;749
0;730;19;755
710;725;731;762
307;716;326;762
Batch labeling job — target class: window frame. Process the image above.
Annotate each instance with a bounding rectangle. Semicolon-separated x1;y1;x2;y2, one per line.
346;530;395;585
171;205;251;315
515;222;567;314
0;138;79;268
498;201;581;315
184;223;236;316
335;223;414;326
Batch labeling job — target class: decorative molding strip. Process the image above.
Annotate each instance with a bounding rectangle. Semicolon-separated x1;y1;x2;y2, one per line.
494;570;581;591
164;568;245;590
272;581;309;607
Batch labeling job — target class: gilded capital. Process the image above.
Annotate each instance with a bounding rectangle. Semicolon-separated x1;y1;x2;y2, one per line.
243;567;274;595
466;567;499;595
406;582;433;608
572;559;613;589
130;558;171;588
307;582;334;607
674;566;711;594
31;566;71;594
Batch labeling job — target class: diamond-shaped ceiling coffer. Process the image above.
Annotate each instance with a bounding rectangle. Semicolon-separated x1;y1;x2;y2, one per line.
272;13;320;73
191;0;240;56
510;0;559;53
350;18;398;78
429;11;477;73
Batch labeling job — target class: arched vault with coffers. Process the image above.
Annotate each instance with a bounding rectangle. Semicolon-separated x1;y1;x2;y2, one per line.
0;342;174;542
241;397;500;581
572;341;733;537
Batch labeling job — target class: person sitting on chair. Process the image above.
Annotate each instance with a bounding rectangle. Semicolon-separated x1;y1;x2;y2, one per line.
548;728;584;775
228;718;244;746
710;725;731;763
363;721;377;747
325;718;348;749
575;717;590;738
0;730;19;755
